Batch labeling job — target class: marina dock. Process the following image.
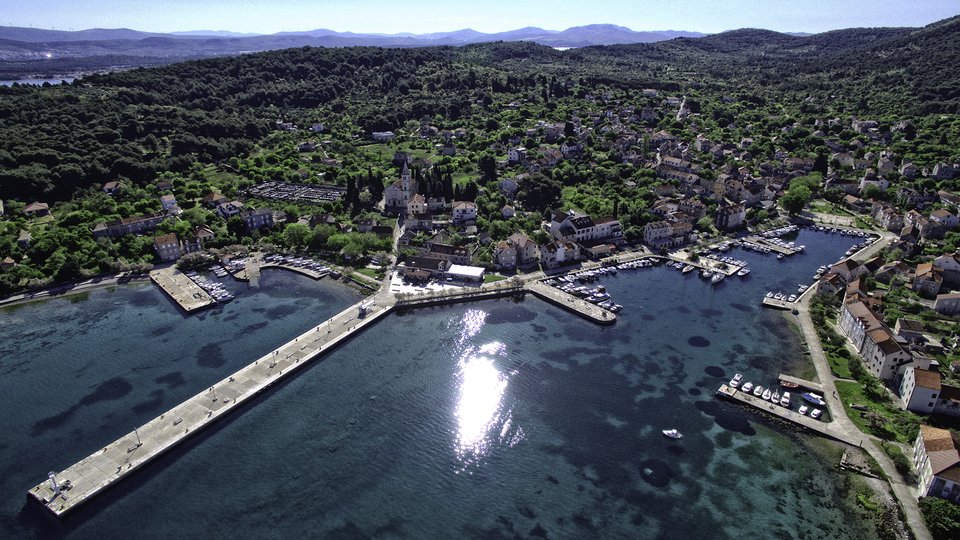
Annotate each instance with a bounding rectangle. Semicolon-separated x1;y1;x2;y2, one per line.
28;296;394;517
743;235;802;256
526;280;616;324
761;297;796;310
716;384;857;446
149;267;215;312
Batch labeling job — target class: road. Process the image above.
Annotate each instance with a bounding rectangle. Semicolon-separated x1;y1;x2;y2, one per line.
794;230;930;540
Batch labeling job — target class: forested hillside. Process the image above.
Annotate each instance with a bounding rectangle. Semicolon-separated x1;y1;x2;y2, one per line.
2;17;959;201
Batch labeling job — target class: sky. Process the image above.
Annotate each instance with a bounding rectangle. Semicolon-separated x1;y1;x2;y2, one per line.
4;0;960;35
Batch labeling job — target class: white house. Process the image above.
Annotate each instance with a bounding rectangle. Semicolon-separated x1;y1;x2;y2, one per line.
643;221;674;248
547;210;623;244
860;327;912;381
372;131;395;142
493;241;517;270
539;241;579;269
913;425;960;503
452;201;478;224
900;367;941;414
507;232;538;266
508;147;527;164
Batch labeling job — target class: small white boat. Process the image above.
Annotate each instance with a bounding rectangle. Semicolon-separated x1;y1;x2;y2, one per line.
765;291;774;298
798;405;809;415
787;294;797;302
753;385;764;397
730;373;743;388
711;273;725;284
810;408;822;420
771;391;781;403
662;429;683;439
742;382;754;393
762;389;772;401
780;392;791;407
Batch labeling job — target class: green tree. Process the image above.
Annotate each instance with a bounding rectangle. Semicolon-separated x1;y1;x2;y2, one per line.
920;497;960;540
282;223;310;249
781;184;812;215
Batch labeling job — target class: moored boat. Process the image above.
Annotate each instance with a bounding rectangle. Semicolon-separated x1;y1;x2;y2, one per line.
753;385;764;397
662;429;683;439
802;392;826;406
742;382;754;393
780;392;791;407
810;408;822;419
799;405;809;415
762;389;772;401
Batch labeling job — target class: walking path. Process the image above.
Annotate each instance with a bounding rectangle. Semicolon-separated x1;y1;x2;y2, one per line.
795;286;930;540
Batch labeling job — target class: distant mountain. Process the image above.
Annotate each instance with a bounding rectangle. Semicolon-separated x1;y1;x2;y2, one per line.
0;24;705;63
169;30;262;38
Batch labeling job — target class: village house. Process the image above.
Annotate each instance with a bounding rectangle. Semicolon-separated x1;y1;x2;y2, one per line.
16;230;32;249
930;209;959;230
153;233;181;262
216;201;244;219
547;210;623;245
160;194;179;214
22;202;50;217
714;200;746;231
203;192;228;208
934;253;960;287
423;243;471;266
934;293;960;316
839;299;911;382
398;255;448;278
452;201;478;224
913;425;960;503
508;147;528;164
240;208;274;232
371;131;395;142
912;263;944;298
493;240;518;270
92;212;167;239
101;181;120;196
900;367;942;414
539;241;579;269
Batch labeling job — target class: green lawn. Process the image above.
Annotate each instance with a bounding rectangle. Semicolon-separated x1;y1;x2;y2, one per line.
835;380;919;443
483;274;507;283
355;267;383;280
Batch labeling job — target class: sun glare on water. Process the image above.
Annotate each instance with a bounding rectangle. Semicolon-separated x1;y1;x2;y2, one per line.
451;311;522;468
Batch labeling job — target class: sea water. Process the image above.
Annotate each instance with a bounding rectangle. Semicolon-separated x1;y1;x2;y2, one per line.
0;231;880;538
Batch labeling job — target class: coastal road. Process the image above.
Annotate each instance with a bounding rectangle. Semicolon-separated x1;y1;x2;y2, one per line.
792;231;930;540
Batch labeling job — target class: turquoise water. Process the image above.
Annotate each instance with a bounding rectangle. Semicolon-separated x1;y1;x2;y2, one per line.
0;232;878;538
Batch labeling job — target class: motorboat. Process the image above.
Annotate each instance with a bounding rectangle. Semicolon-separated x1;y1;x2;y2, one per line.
741;382;754;393
762;388;772;401
780;381;799;389
799;405;809;415
771;391;781;403
787;294;797;302
780;392;791;407
711;273;725;284
737;268;751;277
765;291;774;298
662;429;683;439
730;373;743;388
802;392;826;406
753;385;764;397
810;408;823;420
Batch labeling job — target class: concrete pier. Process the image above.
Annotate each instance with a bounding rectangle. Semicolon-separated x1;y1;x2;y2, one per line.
28;297;394;517
149;267;215;313
715;384;856;446
778;373;824;394
526;280;616;324
744;235;802;256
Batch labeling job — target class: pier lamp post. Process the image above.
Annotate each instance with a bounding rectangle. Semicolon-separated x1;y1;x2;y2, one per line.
134;428;142;447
